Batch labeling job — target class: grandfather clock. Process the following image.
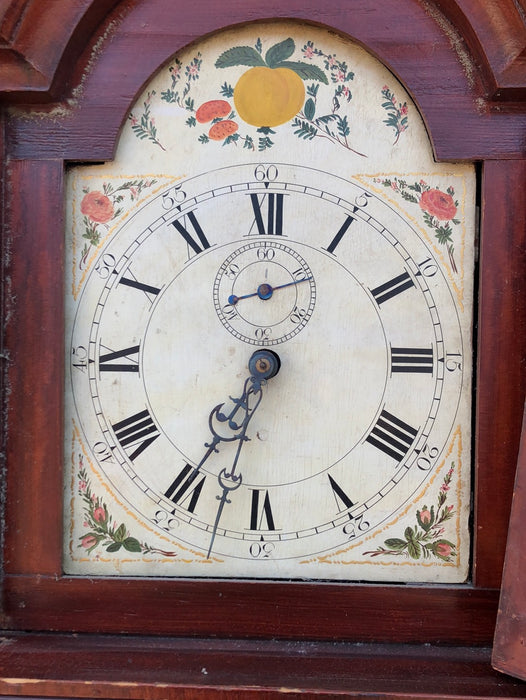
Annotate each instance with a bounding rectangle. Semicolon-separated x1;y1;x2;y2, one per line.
1;0;526;697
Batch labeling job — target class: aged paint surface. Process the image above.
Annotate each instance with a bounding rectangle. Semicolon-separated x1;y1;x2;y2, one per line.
64;22;475;581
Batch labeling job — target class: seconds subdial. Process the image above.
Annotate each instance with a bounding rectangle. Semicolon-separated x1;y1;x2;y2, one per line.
213;240;316;345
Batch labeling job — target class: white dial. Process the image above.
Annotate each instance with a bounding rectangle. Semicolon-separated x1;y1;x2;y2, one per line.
68;162;464;574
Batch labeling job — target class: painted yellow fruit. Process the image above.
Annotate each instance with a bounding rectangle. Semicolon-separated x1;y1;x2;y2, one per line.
234;66;305;128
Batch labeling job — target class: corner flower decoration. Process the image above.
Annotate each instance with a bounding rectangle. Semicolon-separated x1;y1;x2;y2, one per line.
78;179;156;268
374;177;460;272
77;463;178;558
364;464;457;561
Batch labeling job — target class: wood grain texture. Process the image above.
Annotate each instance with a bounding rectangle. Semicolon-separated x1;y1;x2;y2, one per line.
1;575;500;644
1;635;526;698
0;0;525;162
0;0;122;100
474;160;526;588
436;0;526;98
3;159;65;576
1;0;526;102
493;403;526;679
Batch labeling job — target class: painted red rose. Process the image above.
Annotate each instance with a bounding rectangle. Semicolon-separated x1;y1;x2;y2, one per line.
81;191;114;223
419;189;456;221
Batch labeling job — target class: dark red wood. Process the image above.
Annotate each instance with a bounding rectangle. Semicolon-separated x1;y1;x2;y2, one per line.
0;0;122;101
474;160;526;589
0;575;500;644
435;0;526;99
3;159;64;578
0;635;525;699
493;403;526;679
2;0;526;694
3;0;526;163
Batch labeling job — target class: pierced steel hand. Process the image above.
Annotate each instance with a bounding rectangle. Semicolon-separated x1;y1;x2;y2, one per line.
206;349;280;558
228;276;312;305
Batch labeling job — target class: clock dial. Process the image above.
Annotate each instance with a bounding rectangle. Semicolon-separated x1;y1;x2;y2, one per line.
64;22;475;582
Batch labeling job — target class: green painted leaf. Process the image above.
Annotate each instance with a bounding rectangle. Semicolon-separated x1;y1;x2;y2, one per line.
265;38;295;67
407;540;422;559
304;98;316;121
337;115;350;138
123;537;143;553
404;526;416;542
384;538;407;550
106;542;122;553
215;46;266;68
293;120;317;140
276;61;329;84
114;523;127;542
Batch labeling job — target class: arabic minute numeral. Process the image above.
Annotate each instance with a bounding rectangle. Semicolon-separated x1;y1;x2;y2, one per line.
343;513;370;540
255;327;272;340
161;184;187;210
92;440;115;463
415;443;440;471
222;303;237;321
249;541;275;558
224;263;240;279
257;245;275;260
290;306;306;324
417;257;438;277
72;345;88;372
445;352;462;371
152;509;179;533
95;253;116;279
254;164;279;183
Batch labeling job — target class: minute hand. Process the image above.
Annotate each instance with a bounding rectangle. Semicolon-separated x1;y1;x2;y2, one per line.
206;349;280;558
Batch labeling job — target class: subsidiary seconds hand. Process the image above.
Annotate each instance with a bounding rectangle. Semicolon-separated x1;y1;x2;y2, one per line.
228;276;313;305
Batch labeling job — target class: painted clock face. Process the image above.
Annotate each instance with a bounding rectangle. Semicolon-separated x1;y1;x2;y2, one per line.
64;22;475;582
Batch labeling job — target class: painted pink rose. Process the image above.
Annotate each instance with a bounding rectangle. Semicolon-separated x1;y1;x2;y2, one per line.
419;508;432;525
81;534;98;549
93;506;106;523
437;542;452;558
419;189;456;221
80;191;114;223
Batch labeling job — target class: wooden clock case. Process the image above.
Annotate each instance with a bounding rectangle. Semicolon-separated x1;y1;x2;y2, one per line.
1;0;526;696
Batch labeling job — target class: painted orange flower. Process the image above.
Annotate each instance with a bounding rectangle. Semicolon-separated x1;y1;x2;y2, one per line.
81;191;114;223
419;189;457;221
